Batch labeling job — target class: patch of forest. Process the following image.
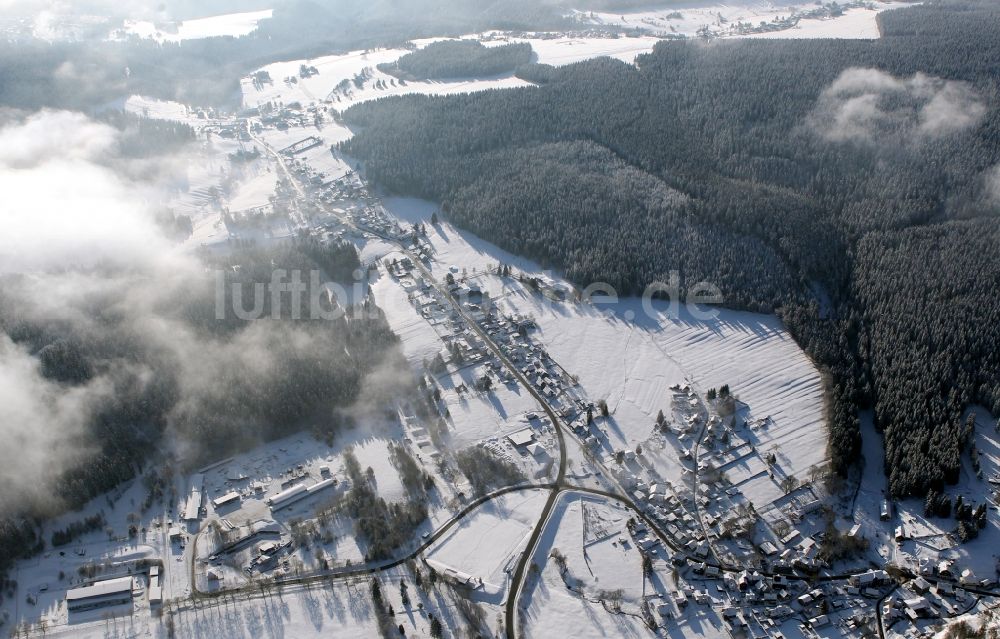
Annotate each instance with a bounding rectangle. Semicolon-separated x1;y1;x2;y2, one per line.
455;446;527;496
378;40;533;80
337;447;429;561
96;111;197;158
341;0;1000;499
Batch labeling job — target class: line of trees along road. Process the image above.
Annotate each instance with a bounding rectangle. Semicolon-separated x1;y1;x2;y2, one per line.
342;0;1000;499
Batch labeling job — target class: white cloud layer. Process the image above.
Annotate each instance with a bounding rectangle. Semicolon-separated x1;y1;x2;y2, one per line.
0;335;106;513
808;67;987;145
0;110;176;273
0;110;186;513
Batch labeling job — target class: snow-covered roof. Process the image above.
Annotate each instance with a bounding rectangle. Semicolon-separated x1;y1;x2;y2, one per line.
66;576;133;602
507;428;534;447
527;442;548;458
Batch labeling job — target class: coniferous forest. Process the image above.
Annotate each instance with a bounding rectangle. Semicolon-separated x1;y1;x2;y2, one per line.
378;40;534;80
341;1;1000;499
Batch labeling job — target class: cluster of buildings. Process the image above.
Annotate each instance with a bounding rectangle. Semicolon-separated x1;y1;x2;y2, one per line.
254;102;328;130
279;135;323;156
876;562;995;633
505;415;553;463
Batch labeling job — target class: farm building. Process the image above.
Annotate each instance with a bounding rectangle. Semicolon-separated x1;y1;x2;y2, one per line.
267;483;309;509
212;491;241;509
880;499;892;521
527;442;549;460
66;576;134;612
148;566;162;606
266;478;338;512
425;559;477;587
183;474;204;521
507;428;535;448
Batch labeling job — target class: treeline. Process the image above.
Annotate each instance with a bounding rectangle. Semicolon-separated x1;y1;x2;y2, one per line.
96;111;196;158
50;514;105;548
342;0;1000;497
379;40;533;80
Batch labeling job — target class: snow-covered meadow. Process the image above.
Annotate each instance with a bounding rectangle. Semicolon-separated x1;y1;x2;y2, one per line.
578;1;916;40
113;10;273;43
426;489;549;599
381;197;829;490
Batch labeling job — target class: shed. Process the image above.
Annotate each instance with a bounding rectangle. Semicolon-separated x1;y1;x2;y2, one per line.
507;428;535;448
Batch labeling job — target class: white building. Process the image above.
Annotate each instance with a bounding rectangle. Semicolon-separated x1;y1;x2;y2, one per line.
66;576;133;612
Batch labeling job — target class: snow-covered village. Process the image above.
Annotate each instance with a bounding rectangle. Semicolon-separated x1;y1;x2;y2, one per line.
2;1;1000;639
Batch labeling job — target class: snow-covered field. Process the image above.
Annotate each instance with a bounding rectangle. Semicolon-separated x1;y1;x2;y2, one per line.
502;34;663;65
114;9;273;43
382;197;829;489
123;95;194;121
437;365;545;449
520;492;658;639
372;272;444;367
733;5;893;39
426;489;548;598
578;1;915;40
241;46;531;114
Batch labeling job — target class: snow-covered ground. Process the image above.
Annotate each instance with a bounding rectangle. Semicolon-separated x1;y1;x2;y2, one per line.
426;489;548;598
382;197;829;491
520;492;659;639
241;47;531;114
503;33;663;65
733;5;892;39
372;272;444;367
853;408;1000;580
123;95;194;121
113;9;273;43
577;1;915;40
436;365;546;449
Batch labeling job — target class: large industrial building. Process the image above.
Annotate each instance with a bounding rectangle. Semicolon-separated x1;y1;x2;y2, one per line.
66;576;134;612
266;478;338;512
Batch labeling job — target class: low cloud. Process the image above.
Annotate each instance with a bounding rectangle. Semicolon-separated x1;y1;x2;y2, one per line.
808;67;986;145
0;336;105;514
0;110;180;273
0;110;192;513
